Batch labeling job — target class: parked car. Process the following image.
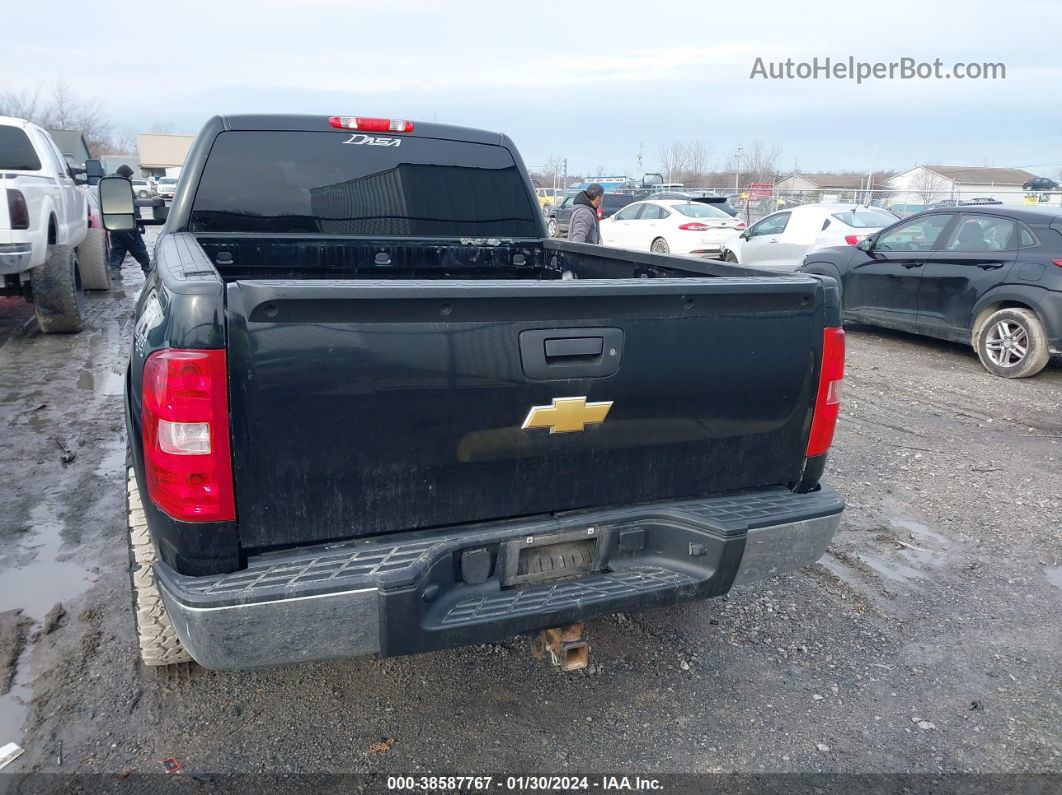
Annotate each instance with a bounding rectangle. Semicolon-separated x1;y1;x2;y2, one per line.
801;206;1062;378
720;204;898;270
546;191;638;238
651;191;741;218
1023;177;1059;192
131;178;155;198
107;112;845;670
156;177;179;199
0;115;110;332
600;199;745;256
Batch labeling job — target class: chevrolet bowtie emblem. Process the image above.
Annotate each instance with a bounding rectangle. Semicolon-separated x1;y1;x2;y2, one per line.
521;397;613;434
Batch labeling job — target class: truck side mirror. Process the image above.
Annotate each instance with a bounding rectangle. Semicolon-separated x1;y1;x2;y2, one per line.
84;159;105;185
98;177;137;231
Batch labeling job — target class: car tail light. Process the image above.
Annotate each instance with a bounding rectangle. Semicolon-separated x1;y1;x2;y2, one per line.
679;223;709;231
736;222;747;230
7;190;29;230
1052;259;1062;268
142;349;235;522
805;327;845;457
597;207;604;219
328;115;414;132
844;234;867;245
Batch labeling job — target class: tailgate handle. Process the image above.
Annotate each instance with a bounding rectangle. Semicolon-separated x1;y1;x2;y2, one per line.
545;337;603;359
519;327;624;380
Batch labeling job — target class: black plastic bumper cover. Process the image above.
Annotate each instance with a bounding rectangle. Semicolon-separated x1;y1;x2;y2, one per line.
155;484;844;669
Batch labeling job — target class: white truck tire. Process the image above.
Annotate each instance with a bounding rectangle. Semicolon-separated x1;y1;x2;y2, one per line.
76;228;111;291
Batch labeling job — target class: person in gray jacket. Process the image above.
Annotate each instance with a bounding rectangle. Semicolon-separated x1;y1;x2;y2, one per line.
567;183;604;244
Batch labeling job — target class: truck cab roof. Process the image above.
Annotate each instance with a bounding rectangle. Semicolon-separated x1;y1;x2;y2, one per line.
215;114;508;146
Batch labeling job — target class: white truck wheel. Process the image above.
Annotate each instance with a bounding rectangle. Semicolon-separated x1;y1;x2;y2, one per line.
76;228;111;291
32;245;84;334
127;466;193;666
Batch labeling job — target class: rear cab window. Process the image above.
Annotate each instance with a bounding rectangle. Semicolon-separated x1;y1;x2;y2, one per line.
190;130;540;237
0;125;42;171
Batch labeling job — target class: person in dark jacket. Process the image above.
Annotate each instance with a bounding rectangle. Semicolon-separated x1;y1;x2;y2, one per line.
107;164;151;275
567;183;604;244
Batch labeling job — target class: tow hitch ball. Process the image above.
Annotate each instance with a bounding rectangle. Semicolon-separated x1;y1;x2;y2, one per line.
535;623;589;672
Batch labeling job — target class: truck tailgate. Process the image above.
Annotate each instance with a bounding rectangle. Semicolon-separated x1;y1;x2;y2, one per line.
225;277;825;550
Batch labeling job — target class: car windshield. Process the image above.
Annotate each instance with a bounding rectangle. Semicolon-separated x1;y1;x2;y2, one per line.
831;209;897;228
673;203;731;219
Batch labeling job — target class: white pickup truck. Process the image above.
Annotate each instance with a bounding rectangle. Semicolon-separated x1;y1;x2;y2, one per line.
0;116;112;333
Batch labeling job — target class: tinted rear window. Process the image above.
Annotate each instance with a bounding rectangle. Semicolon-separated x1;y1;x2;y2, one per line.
674;203;731;219
190;131;539;236
831;209;897;228
0;126;42;171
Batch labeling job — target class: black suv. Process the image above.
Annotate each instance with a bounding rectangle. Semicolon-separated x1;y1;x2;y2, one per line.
801;206;1062;378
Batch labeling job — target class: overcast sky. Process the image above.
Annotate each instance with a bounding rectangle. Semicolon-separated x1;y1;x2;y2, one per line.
5;0;1060;177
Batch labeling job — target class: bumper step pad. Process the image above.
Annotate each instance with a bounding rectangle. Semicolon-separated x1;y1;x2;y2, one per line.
441;565;694;626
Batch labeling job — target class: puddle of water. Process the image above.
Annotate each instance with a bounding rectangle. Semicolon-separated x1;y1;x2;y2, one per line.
890;518;949;547
76;369;94;391
0;502;95;621
857;553;922;584
1045;568;1062;590
818;554;862;588
94;371;123;397
27;411;47;433
94;440;126;479
0;502;96;746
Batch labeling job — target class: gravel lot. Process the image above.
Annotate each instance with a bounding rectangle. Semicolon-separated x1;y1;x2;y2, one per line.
0;245;1059;783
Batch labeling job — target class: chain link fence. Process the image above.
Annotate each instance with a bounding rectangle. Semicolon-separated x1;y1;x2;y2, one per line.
691;186;1062;225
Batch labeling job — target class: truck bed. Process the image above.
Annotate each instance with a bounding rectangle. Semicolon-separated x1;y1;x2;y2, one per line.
142;233;834;556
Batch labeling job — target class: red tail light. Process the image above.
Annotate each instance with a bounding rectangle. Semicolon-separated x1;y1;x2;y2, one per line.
806;327;845;457
328;116;414;133
142;349;235;522
844;234;865;245
679;222;709;231
597;208;603;219
1052;259;1062;268
736;222;747;230
7;189;29;230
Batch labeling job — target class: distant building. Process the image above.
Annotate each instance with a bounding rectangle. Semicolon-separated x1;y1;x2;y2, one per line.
46;129;92;168
885;165;1038;207
136;133;195;178
774;173;875;192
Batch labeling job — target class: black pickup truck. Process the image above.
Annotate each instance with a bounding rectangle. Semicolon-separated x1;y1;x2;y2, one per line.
104;114;845;670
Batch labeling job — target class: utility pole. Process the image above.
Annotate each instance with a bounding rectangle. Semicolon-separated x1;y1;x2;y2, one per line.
636;141;644;178
863;144;878;204
734;145;743;193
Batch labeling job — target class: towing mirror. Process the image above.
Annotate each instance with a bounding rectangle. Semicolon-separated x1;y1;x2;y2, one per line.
98;177;136;232
83;159;105;186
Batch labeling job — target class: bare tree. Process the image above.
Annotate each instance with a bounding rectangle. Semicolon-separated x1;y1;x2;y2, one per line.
658;140;713;186
910;167;949;205
1;81;113;156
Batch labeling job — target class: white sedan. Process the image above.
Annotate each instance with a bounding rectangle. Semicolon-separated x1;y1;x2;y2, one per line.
719;203;898;270
599;199;746;256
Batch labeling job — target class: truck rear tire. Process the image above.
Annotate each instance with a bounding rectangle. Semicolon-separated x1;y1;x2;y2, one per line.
76;228;111;291
127;466;193;666
32;245;84;334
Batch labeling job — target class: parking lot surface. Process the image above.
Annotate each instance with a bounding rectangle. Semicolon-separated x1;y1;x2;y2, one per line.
0;248;1059;779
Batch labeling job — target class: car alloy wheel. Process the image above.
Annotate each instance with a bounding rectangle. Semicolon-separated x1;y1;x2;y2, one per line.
547;219;558;238
984;319;1028;367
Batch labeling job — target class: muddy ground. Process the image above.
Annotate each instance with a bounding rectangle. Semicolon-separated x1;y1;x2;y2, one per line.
0;242;1059;785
